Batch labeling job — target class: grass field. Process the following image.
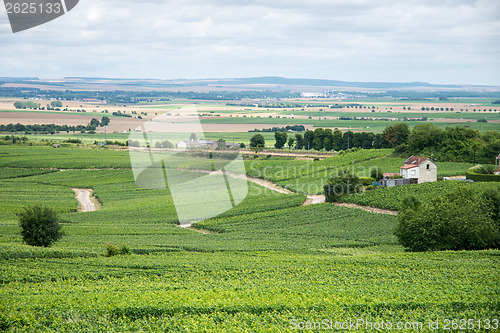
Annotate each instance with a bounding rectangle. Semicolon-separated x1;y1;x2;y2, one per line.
0;146;498;332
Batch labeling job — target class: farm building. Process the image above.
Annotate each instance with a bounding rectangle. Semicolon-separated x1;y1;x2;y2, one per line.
399;156;438;184
176;140;239;150
177;140;218;149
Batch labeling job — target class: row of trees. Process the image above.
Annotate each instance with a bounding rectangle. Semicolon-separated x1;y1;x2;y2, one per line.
0;116;110;134
395;123;499;164
249;124;406;151
14;100;63;110
249;122;499;164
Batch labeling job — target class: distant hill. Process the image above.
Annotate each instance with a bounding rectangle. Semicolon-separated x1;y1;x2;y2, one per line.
203;76;459;89
1;76;498;93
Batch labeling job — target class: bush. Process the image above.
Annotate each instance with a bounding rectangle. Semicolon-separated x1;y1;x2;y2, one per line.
466;165;500;182
18;206;63;247
105;243;131;257
324;173;361;203
471;164;496;175
394;188;500;252
359;177;375;186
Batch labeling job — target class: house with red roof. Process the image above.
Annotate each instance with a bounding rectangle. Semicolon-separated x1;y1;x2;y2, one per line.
400;156;438;184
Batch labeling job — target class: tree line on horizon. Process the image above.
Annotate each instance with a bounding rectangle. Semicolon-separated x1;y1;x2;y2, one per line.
0;116;110;135
250;123;500;164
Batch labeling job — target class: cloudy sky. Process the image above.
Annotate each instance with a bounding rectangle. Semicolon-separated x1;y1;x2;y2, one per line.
0;0;499;85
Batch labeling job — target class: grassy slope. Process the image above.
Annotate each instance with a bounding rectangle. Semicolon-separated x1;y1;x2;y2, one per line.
0;146;498;331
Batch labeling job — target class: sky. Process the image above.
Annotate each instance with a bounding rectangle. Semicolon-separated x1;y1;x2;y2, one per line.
0;0;499;85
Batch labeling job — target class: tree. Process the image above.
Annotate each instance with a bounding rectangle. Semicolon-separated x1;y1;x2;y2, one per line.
394;189;500;252
407;123;443;153
288;137;295;149
295;134;304;150
51;101;63;108
332;129;342;151
324;173;361;203
155;140;174;149
89;118;100;128
341;131;354;150
189;133;198;141
274;131;288;149
101;116;110;126
240;142;246;149
250;134;265;148
382;123;410;148
370;167;383;180
304;130;314;150
18;205;63;247
312;128;325;150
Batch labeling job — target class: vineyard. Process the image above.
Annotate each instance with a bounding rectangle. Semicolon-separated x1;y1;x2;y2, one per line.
0;145;499;331
246;149;477;194
340;180;500;210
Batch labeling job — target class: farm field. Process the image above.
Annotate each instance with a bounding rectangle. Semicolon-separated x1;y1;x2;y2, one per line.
1;98;499;145
0;145;498;331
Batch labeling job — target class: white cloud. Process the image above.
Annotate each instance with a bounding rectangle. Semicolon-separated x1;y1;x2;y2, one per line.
0;0;498;84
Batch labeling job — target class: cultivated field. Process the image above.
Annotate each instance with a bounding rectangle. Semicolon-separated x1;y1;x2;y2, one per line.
0;145;498;331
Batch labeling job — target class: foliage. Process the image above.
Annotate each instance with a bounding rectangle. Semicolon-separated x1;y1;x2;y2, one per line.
394;188;500;251
249;134;265;148
101;116;110;126
340;180;500;210
370;166;383;180
466;166;500;182
274;131;287;149
0;145;499;331
471;164;496;175
105;243;130;257
402;124;499;163
18;205;63;247
324;173;361;203
382;123;410;148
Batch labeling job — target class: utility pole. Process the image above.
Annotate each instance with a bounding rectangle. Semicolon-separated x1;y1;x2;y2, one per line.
104;126;107;145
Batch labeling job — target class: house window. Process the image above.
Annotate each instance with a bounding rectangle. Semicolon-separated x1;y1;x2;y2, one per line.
411;170;416;176
426;164;430;170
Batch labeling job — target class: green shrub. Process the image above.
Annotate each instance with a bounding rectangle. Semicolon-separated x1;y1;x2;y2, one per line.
471;164;496;175
370;167;383;180
466;165;500;182
18;206;63;247
105;243;120;257
324;174;361;203
359;177;375;186
105;243;131;257
394;188;500;252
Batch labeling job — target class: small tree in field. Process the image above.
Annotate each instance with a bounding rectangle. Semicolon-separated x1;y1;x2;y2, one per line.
324;173;361;203
18;206;62;247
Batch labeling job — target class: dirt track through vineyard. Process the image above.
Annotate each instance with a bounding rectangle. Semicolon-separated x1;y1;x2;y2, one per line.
72;189;99;212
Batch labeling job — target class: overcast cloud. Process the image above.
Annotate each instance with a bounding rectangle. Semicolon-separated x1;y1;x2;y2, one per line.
0;0;499;85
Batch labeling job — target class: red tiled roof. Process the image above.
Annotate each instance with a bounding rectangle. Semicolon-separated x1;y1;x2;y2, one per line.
400;164;418;170
403;156;429;166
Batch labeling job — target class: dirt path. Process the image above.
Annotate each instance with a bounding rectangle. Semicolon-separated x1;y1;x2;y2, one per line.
72;188;100;212
302;195;326;206
334;202;398;215
179;225;213;234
